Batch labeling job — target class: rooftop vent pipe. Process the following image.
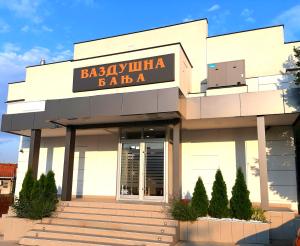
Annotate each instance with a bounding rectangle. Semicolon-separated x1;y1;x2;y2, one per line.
40;58;46;65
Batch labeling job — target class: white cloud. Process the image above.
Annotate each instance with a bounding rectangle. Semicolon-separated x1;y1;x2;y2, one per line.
50;49;72;61
241;8;255;23
0;19;10;33
56;44;64;50
241;8;252;17
0;134;19;162
0;0;43;23
41;25;53;32
21;25;29;32
21;25;54;33
3;43;20;52
272;4;300;41
0;43;72;84
245;17;255;23
182;15;193;22
75;0;96;6
208;4;220;12
211;10;230;25
0;137;14;143
209;10;231;35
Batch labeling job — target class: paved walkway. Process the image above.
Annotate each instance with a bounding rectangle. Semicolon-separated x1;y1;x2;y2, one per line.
176;242;269;246
0;241;18;246
0;240;278;246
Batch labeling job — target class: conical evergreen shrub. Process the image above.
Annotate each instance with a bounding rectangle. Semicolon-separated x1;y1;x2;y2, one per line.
191;177;208;217
13;169;58;219
45;170;58;212
170;199;197;221
208;169;229;218
19;168;34;201
230;168;252;220
30;178;41;201
39;173;46;197
13;168;35;218
29;178;43;219
45;171;58;201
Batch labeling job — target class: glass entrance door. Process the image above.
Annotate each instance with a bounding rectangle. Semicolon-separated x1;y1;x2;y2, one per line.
119;140;165;201
143;142;164;200
120;142;141;198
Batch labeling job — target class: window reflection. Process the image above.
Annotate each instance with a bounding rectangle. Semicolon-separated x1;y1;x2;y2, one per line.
121;127;166;140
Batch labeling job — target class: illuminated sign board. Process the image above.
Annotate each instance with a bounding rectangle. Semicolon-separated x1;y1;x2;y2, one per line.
73;54;175;92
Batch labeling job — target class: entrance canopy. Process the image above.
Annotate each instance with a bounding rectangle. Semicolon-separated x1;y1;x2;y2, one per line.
2;88;182;137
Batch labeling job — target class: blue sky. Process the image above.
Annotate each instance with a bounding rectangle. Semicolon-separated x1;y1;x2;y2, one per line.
0;0;299;163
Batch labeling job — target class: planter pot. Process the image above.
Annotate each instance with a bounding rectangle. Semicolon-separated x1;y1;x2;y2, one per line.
179;218;269;244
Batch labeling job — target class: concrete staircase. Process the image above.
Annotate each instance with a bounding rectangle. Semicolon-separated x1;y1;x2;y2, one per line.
19;201;179;246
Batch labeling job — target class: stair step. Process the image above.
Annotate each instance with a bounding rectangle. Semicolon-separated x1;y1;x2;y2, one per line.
20;201;178;246
20;237;128;246
41;218;177;234
32;224;174;242
22;231;172;246
61;201;169;212
55;212;178;226
57;206;170;219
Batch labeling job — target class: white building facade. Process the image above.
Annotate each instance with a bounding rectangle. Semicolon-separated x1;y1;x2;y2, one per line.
2;19;300;212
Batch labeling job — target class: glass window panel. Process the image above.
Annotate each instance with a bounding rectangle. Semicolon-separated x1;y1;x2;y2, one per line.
120;143;140;196
144;142;164;197
2;181;8;188
143;127;165;139
121;128;142;140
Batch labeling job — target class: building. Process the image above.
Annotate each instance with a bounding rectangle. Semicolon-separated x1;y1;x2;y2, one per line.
1;19;300;213
0;163;17;195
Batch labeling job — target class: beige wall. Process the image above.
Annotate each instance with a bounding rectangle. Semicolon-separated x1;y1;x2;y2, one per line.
14;126;298;210
207;26;300;80
15;137;30;195
205;73;297;96
74;20;208;93
8;44;187;102
6;100;45;114
15;134;118;197
8;20;207;103
266;126;297;210
181;126;297;211
7;81;26;101
6;21;300;105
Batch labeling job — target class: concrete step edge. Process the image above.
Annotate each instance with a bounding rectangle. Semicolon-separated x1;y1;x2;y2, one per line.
55;211;174;221
36;222;176;235
20;236;130;246
24;231;172;246
60;201;170;211
54;213;178;226
33;223;176;238
57;207;170;218
29;229;174;243
41;217;178;232
58;204;170;213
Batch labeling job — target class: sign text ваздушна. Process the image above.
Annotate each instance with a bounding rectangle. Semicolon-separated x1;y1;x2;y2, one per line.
73;54;175;92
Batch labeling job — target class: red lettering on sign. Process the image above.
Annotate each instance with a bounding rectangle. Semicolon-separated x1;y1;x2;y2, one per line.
155;57;166;69
98;78;106;87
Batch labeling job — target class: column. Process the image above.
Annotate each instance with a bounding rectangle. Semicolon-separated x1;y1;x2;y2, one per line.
173;121;182;199
28;129;41;179
61;127;76;201
257;116;269;210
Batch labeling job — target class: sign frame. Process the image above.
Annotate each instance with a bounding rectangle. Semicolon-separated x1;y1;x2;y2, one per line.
73;54;175;93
